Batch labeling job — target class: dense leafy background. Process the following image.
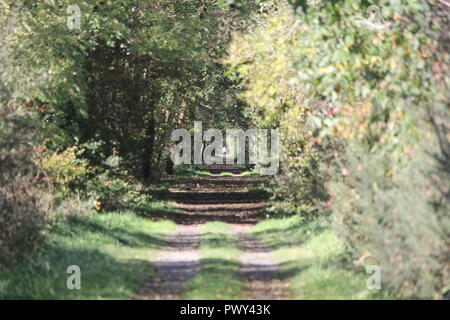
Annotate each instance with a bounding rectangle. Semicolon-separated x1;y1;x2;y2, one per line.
226;0;449;298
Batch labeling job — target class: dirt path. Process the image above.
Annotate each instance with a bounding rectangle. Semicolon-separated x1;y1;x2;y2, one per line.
230;224;289;300
135;224;202;300
135;162;289;299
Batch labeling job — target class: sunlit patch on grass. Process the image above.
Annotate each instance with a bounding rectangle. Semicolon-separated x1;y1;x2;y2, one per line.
201;221;231;234
219;171;234;177
251;216;391;299
174;166;213;177
0;211;176;299
240;170;260;177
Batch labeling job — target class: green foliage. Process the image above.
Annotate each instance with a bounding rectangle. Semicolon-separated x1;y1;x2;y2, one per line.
2;0;449;300
329;120;450;298
2;0;252;182
227;0;450;298
225;2;328;214
38;146;91;198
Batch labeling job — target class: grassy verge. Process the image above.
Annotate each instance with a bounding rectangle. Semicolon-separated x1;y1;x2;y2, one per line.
0;210;176;299
219;172;234;177
251;215;391;299
240;170;260;177
183;222;245;299
174;166;212;177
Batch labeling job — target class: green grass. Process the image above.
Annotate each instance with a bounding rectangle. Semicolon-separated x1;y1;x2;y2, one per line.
184;224;245;299
174;166;212;176
252;215;390;299
196;171;213;176
0;210;176;299
219;172;234;177
201;221;231;234
240;170;260;177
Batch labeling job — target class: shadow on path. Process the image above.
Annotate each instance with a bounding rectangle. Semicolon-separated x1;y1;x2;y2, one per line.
135;163;288;299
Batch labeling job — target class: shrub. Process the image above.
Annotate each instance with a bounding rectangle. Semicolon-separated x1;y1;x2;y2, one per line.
38;146;90;199
328;125;450;298
226;0;450;298
0;106;51;264
0;176;52;266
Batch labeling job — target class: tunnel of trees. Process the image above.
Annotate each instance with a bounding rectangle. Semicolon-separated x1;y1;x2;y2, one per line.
1;0;449;300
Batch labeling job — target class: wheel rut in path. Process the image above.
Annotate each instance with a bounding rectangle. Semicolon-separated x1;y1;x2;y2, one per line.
230;224;289;300
134;224;202;300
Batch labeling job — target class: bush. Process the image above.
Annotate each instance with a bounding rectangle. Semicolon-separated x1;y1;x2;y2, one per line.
328;125;450;298
38;146;90;199
0;106;51;264
226;0;450;298
0;176;52;265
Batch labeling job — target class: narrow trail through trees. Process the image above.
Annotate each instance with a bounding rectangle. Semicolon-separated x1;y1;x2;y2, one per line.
135;163;289;299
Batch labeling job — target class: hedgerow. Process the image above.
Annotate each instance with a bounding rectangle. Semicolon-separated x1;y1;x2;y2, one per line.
226;0;449;298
